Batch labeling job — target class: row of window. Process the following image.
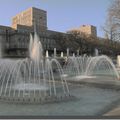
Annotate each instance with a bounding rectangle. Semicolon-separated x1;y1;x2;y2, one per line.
40;37;56;49
5;36;57;50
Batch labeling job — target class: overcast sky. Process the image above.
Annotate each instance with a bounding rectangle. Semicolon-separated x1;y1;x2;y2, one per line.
0;0;111;37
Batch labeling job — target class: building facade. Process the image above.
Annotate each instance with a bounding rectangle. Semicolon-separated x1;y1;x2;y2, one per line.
0;7;99;58
12;7;47;31
0;25;63;57
0;7;65;58
70;25;97;37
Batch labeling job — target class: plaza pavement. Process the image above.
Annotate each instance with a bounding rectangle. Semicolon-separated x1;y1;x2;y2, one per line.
104;104;120;116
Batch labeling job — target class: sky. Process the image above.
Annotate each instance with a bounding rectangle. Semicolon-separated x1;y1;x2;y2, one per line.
0;0;111;37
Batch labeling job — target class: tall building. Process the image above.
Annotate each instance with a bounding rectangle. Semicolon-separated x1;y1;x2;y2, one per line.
12;7;47;31
70;25;97;37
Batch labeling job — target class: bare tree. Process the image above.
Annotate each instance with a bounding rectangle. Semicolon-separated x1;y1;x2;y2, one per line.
104;0;120;40
50;33;68;51
51;29;120;56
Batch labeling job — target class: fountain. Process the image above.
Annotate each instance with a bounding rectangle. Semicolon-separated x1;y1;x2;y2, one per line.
67;48;69;57
0;29;119;104
54;48;56;58
117;55;120;67
0;36;2;58
94;48;99;56
63;55;120;81
46;50;49;58
0;32;73;104
61;52;64;58
77;50;80;56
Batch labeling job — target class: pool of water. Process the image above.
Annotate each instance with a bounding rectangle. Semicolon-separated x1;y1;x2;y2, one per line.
0;83;120;116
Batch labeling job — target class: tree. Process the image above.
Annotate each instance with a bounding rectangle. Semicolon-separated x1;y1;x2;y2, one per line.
66;30;86;54
104;0;120;40
50;33;68;51
51;29;120;56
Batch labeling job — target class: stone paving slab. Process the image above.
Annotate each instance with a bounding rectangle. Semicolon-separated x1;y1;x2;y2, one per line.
0;84;119;116
104;105;120;116
67;76;120;117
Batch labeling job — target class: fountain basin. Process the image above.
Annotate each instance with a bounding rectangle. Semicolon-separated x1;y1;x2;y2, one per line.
0;94;75;104
12;83;48;91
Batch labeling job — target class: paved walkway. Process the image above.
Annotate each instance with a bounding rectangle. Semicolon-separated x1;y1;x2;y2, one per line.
104;105;120;116
68;76;120;116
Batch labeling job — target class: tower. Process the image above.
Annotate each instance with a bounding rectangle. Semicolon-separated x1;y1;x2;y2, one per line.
12;7;47;31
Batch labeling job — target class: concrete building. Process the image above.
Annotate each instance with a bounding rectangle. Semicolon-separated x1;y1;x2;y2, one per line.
70;25;97;37
0;25;63;58
0;7;64;58
0;7;98;58
12;7;47;31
